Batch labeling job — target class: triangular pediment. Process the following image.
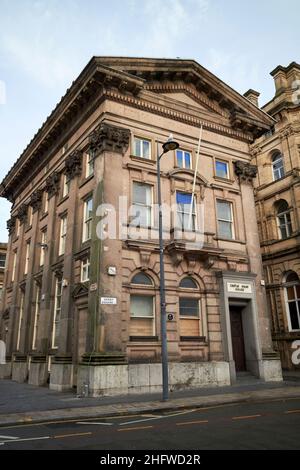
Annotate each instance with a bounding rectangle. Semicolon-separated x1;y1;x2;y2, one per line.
95;57;275;136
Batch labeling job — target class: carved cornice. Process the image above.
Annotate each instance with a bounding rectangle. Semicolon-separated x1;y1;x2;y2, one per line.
64;150;83;180
89;122;130;156
106;90;253;142
45;171;60;198
7;216;16;235
234;160;258;184
249;145;262;157
29;189;43;213
17;204;28;225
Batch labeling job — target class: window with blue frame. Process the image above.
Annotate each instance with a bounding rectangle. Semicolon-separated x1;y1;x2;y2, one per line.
176;150;191;169
176;191;196;231
215;160;229;179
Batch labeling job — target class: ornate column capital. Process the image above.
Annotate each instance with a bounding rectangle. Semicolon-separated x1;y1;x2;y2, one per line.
29;189;43;213
64;150;83;180
7;216;16;235
17;204;28;225
89;122;130;156
234;160;258;184
45;171;60;198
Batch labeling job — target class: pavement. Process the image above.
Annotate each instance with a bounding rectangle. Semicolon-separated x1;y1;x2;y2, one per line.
0;371;300;427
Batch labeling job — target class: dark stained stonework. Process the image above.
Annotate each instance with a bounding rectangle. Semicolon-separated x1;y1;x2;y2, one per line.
64;150;83;181
234;160;258;183
7;216;16;235
89;122;130;156
45;172;60;198
29;189;43;213
17;204;28;225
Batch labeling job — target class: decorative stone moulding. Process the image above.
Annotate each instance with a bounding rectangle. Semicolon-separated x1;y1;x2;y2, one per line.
29;189;43;213
17;204;28;225
45;171;60;198
234;160;258;183
89;122;130;157
64;150;83;181
7;216;16;235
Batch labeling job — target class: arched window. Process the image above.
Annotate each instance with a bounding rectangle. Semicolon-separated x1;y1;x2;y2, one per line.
179;277;198;289
179;277;201;339
130;272;155;339
275;200;292;239
272;152;285;181
131;272;153;286
284;271;300;331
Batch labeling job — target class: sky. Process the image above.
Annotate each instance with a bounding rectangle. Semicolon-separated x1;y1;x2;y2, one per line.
0;0;299;241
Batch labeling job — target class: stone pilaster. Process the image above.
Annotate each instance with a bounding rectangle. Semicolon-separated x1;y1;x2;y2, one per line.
36;193;58;354
235;161;274;352
82;122;130;366
50;153;82;391
18;209;39;353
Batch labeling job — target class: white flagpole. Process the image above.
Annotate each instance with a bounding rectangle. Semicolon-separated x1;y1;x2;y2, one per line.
188;125;203;230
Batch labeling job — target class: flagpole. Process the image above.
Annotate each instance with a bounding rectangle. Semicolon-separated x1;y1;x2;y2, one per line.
188;125;203;230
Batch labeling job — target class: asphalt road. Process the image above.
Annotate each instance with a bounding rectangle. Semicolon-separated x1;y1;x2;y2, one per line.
0;398;299;450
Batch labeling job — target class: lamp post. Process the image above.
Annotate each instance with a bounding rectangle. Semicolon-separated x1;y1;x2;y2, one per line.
157;135;179;401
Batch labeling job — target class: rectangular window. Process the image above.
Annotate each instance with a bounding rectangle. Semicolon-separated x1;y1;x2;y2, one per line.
0;284;3;300
130;294;154;337
24;240;31;275
132;183;152;227
40;230;47;266
85;151;94;178
217;200;234;239
215;160;229;179
176;192;196;231
44;193;49;214
32;285;41;350
179;298;199;317
16;292;25;351
52;276;63;348
59;215;67;256
133;137;151;159
0;254;6;269
12;251;17;282
176;150;191;169
16;218;20;237
28;206;33;226
81;258;90;282
83;198;93;242
62;174;70;197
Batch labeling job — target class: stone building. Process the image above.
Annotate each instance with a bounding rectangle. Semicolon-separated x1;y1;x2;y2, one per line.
0;57;282;395
250;62;300;370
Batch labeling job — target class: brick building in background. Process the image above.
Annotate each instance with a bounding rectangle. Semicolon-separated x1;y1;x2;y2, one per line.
0;58;282;396
250;62;300;370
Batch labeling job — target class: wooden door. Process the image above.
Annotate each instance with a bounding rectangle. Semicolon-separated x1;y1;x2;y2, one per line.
230;307;246;371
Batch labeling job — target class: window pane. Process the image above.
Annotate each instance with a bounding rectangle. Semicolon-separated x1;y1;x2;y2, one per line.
176;150;183;167
179;298;199;316
184;152;191;169
217;201;232;221
287;286;296;300
180;277;197;289
143;140;150;159
216;161;228;178
218;220;233;239
132;273;153;285
131;295;153;317
286;271;299;283
133;183;150;205
289;302;300;330
134;138;141;157
176;192;192;205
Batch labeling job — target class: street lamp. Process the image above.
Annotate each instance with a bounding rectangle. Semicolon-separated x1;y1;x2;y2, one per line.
157;135;179;401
